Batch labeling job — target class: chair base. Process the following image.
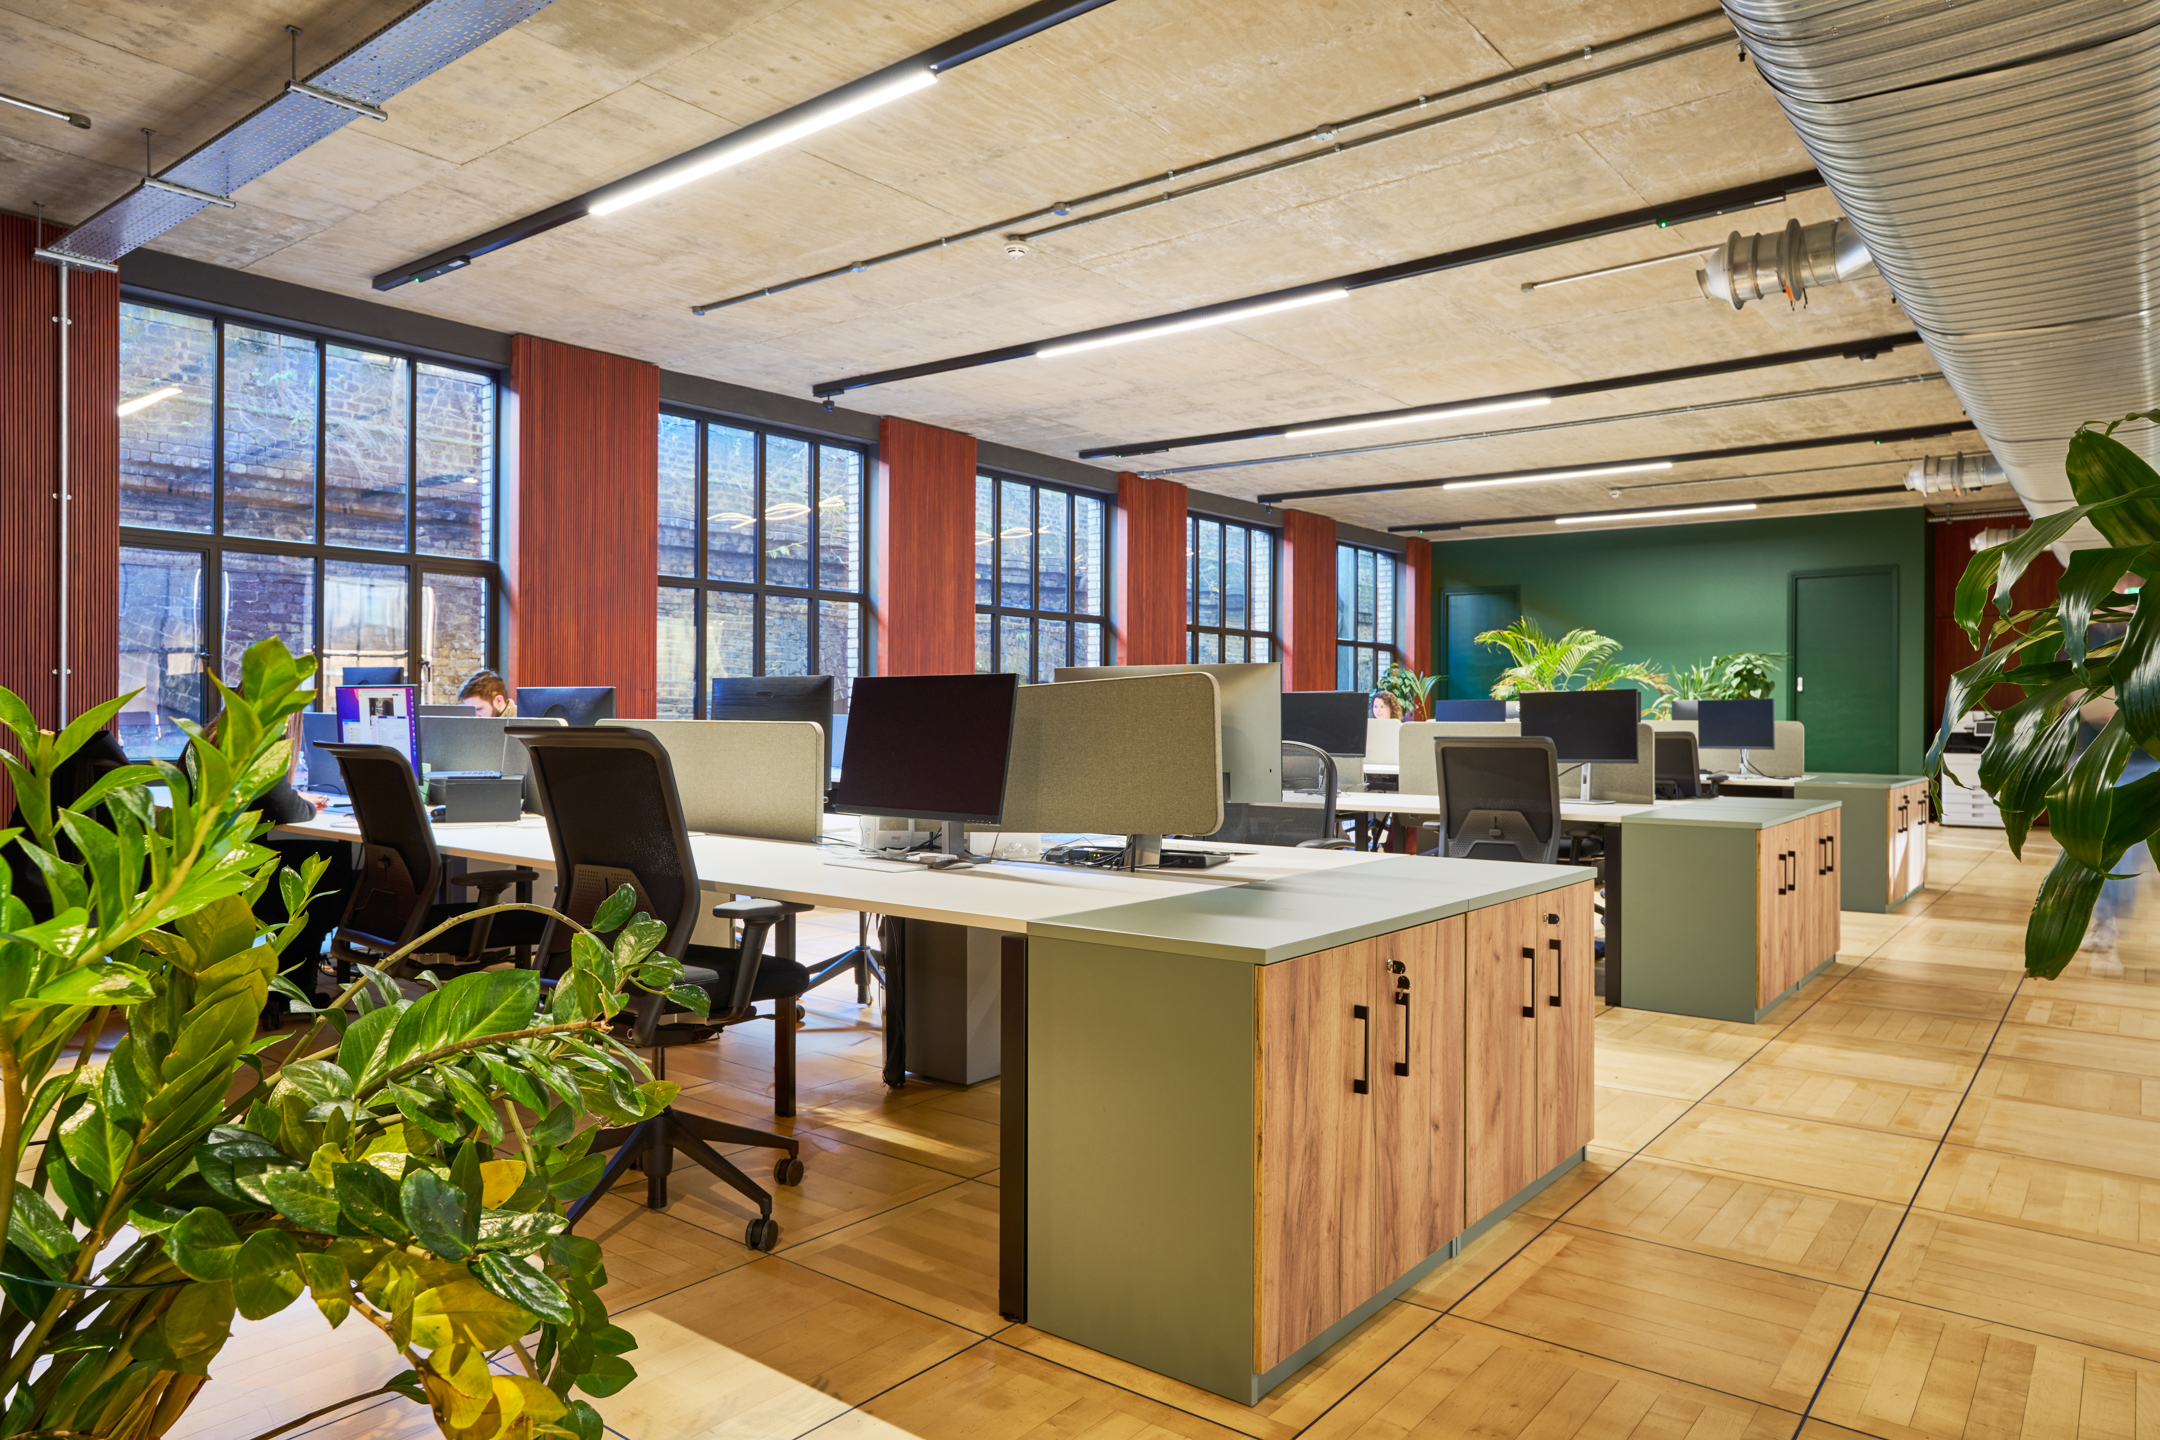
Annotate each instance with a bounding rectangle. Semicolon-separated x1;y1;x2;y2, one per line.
567;1107;802;1250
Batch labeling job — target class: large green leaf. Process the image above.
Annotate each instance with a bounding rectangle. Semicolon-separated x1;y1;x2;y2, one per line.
2117;580;2160;745
233;1228;305;1320
2027;850;2111;979
333;1161;410;1242
471;1252;572;1324
166;1207;245;1282
2065;427;2160;545
1978;675;2084;853
261;1171;345;1234
2045;713;2132;871
401;1169;474;1260
2057;546;2151;679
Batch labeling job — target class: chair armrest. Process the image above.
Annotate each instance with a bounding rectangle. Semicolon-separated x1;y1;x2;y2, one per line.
712;898;814;922
1298;837;1356;849
455;867;540;894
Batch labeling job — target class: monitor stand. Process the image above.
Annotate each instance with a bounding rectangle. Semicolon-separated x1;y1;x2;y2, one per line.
1125;834;1162;870
1573;762;1617;805
937;821;988;863
1734;747;1766;779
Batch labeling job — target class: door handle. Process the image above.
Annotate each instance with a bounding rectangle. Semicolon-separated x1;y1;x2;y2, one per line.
1548;937;1562;1007
1521;946;1536;1018
1777;850;1789;895
1393;990;1411;1076
1826;833;1836;873
1353;1004;1370;1095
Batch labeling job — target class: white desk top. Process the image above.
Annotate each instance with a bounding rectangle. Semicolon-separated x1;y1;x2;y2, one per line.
1322;792;1662;822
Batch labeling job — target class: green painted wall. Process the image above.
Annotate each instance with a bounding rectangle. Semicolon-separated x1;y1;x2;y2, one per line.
1430;508;1930;774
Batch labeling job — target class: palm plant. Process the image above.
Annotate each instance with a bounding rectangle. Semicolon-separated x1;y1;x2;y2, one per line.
1654;651;1785;718
1377;665;1438;721
1472;618;1674;706
1932;412;2160;978
0;638;691;1439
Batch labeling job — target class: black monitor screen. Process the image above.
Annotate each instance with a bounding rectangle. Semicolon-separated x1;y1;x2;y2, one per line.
1281;690;1368;756
299;712;344;793
515;687;616;727
829;674;1019;824
1696;697;1776;749
341;666;404;687
1430;699;1507;722
712;675;835;775
1517;689;1641;764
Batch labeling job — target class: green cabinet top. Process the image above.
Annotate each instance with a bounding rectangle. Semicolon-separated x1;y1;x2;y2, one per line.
1028;855;1590;965
1622;797;1842;831
1791;773;1929;792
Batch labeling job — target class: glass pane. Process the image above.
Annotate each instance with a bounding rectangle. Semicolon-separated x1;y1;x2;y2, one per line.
222;324;319;543
1337;644;1353;692
1197;520;1222;627
1185;516;1198;620
999;480;1033;608
1226;634;1247;664
1356;550;1377;643
658;415;697;578
1251;530;1273;640
818;600;860;711
1037;487;1070;613
119;303;214;533
221;551;314;688
764;435;811;588
706;425;757;583
1198;631;1221;664
817;445;862;593
422;573;488;705
1036;618;1068;678
1187;629;1197;662
324;347;409;551
322;561;407;685
1253;637;1271;663
706;590;755;691
1074;493;1105;616
1376;554;1397;647
415;365;494;558
657;587;696;718
1336;546;1355;641
117;547;203;759
975;476;995;606
999;614;1030;678
975;612;992;672
764;594;810;675
1075;621;1103;667
1225;523;1248;631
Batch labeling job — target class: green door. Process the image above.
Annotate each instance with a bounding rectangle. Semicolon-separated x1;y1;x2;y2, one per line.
1443;589;1518;699
1791;568;1898;773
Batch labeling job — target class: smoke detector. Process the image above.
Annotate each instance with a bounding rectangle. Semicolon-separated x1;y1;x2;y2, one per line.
1003;235;1030;258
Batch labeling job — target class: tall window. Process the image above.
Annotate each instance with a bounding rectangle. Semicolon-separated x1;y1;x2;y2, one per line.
655;414;866;718
1336;543;1400;691
1188;516;1275;663
117;301;499;758
975;474;1108;681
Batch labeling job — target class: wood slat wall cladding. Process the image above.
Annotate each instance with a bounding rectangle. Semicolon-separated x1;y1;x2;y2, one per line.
506;334;659;717
1404;537;1432;677
1930;517;2064;734
1;215;118;733
1114;471;1186;665
1279;508;1336;691
875;416;976;675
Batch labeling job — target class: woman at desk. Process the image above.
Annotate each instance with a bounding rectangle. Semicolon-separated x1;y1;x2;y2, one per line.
1371;692;1405;720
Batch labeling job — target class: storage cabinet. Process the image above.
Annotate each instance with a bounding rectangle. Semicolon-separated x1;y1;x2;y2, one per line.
1464;893;1594;1221
1754;812;1842;1007
1791;774;1931;912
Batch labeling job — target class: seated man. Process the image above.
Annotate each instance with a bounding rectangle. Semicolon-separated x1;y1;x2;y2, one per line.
457;669;516;718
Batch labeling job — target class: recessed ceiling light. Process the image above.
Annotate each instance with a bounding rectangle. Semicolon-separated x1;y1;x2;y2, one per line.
1443;461;1673;491
1286;396;1551;439
1035;290;1349;359
1555;502;1757;525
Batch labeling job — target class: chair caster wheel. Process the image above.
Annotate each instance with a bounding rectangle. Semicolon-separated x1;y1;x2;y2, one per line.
745;1216;780;1252
773;1155;805;1185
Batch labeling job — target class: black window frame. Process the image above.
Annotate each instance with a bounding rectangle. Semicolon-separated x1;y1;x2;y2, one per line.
1335;541;1402;691
974;470;1111;682
116;295;505;731
654;407;871;719
1186;513;1277;664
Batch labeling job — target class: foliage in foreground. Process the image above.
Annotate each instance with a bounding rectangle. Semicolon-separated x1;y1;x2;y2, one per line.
0;639;708;1439
1930;414;2160;978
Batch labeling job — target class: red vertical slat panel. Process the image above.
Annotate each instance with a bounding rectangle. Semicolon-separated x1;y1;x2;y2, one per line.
874;416;976;675
1114;471;1187;664
1279;508;1337;691
1403;536;1432;678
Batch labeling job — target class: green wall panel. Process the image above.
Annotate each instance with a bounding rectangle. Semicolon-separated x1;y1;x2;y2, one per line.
1429;508;1929;774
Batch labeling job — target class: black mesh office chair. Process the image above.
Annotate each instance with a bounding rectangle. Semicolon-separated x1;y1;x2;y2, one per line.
1423;737;1561;864
1654;730;1717;799
514;727;811;1251
1199;741;1355;849
320;744;544;977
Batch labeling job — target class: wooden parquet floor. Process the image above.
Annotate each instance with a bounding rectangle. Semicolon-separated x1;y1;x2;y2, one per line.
178;827;2160;1439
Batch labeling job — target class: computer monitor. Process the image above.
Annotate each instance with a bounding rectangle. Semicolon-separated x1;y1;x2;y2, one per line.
299;711;345;793
1281;690;1368;756
1430;699;1507;722
1518;689;1641;802
1053;662;1281;803
515;686;616;726
341;666;404;687
711;675;835;778
418;715;512;775
416;704;473;718
829;674;1020;851
334;684;418;772
1693;698;1775;750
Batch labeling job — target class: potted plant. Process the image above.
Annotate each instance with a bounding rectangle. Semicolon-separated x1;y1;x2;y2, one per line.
1471;617;1674;707
1932;412;2160;977
1656;651;1785;718
0;639;694;1439
1376;665;1438;720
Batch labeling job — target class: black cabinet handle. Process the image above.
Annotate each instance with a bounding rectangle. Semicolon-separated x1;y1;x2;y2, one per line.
1521;946;1536;1017
1353;1004;1370;1094
1548;937;1562;1006
1777;850;1789;895
1393;991;1411;1076
1826;832;1836;873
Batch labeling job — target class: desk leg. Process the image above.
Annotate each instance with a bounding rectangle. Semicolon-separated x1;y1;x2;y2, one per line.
1601;821;1623;1007
881;916;908;1087
999;935;1027;1322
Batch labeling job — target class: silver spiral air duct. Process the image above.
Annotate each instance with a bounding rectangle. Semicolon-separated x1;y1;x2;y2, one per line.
1697;216;1876;309
1905;452;2007;497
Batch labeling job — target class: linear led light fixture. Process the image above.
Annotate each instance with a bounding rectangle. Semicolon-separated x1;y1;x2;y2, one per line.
116;386;181;417
1556;502;1756;524
811;168;1825;398
1393;482;1915;533
1445;461;1672;491
375;0;1122;290
1037;289;1346;358
1;89;90;128
1287;395;1551;439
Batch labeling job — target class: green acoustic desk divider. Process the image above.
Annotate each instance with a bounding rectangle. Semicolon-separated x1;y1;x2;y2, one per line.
1617;797;1844;1023
598;718;826;842
1792;773;1930;912
997;671;1224;836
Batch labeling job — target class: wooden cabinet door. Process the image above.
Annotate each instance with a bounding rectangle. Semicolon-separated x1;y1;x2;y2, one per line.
1536;881;1596;1170
1465;896;1541;1219
1370;918;1462;1294
1904;784;1929;897
1755;825;1790;1005
1257;940;1377;1370
1812;809;1838;969
1887;788;1911;906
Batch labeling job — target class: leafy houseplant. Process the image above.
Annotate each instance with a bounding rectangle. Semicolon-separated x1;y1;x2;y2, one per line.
0;639;701;1440
1654;651;1786;718
1377;666;1438;721
1472;618;1674;707
1932;413;2160;978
